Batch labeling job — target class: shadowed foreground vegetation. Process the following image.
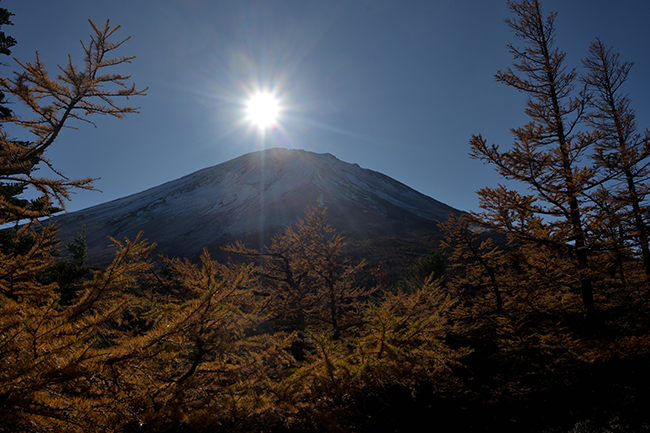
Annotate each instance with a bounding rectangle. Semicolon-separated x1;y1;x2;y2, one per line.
2;1;650;432
3;206;650;433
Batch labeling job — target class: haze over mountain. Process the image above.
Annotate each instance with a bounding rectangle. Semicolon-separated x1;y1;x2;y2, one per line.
53;148;461;264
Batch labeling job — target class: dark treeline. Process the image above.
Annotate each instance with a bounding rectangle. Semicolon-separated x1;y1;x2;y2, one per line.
2;1;650;432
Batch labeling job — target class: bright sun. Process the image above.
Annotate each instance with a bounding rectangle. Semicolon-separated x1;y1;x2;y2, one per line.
245;92;279;129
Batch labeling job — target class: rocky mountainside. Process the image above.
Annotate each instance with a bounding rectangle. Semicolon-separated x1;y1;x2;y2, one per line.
53;148;461;264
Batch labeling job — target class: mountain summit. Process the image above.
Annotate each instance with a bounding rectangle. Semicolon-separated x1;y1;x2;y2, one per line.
54;148;460;264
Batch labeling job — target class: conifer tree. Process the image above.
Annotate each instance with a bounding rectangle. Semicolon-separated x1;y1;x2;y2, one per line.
0;18;148;433
0;233;156;433
581;39;650;289
0;5;49;259
269;275;468;429
469;0;599;323
404;249;446;287
439;214;510;316
0;4;15;119
0;17;146;311
357;273;470;386
94;248;293;432
224;206;371;339
0;19;147;224
37;224;93;305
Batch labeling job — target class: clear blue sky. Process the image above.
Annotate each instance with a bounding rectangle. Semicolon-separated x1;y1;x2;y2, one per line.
3;0;650;214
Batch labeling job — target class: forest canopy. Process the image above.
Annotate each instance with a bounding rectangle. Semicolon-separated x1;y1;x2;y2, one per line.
1;1;650;433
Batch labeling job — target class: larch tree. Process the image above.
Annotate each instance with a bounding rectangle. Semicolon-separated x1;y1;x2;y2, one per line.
0;17;149;433
285;207;370;339
94;249;294;432
0;17;146;302
0;5;43;265
581;38;650;290
0;19;147;224
224;206;371;339
469;0;599;324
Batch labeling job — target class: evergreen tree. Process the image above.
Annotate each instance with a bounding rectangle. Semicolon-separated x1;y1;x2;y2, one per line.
37;224;93;305
0;4;16;119
404;249;446;287
439;213;510;316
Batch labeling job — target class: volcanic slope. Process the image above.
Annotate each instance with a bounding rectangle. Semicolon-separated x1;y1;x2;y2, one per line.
53;148;461;264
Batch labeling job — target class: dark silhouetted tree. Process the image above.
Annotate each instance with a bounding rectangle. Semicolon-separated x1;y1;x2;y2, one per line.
439;213;510;316
0;4;16;119
404;249;446;287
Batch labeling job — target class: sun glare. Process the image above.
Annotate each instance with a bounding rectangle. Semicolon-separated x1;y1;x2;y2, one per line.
246;92;280;129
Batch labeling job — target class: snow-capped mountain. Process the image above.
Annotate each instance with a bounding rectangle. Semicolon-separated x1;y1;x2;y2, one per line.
53;148;461;264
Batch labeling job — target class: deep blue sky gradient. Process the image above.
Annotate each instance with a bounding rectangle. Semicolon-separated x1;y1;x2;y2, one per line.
3;0;650;213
